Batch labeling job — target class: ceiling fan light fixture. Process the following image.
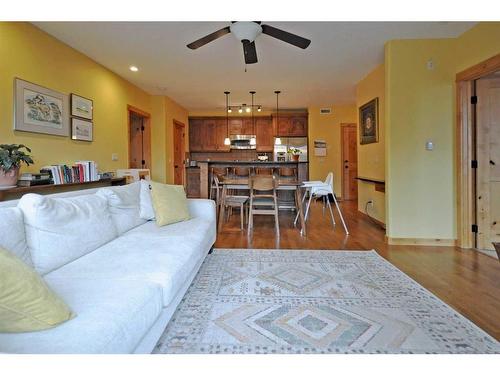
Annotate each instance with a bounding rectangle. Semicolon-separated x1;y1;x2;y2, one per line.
229;22;262;43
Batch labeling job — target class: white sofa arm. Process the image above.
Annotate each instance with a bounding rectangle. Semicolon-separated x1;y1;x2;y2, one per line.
187;199;216;222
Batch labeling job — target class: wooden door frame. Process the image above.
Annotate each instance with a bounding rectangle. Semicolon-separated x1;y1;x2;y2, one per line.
456;53;500;248
172;119;186;186
340;123;357;200
127;105;152;171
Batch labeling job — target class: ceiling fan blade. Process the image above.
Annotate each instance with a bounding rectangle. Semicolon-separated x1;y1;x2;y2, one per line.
243;40;258;64
187;26;231;50
261;24;311;49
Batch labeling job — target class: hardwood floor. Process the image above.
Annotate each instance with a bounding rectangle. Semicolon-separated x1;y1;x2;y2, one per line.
215;200;500;340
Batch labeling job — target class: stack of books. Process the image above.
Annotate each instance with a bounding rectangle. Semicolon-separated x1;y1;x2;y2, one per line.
41;161;99;185
17;172;52;187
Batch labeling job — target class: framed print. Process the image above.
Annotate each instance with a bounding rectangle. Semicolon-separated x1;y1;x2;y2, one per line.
14;78;69;136
71;93;93;120
359;97;379;145
71;118;93;142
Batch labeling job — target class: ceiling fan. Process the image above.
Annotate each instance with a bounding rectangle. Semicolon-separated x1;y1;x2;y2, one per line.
186;21;311;64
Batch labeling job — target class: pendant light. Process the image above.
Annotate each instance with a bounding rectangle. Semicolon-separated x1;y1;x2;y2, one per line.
224;91;231;146
274;90;282;145
249;91;256;145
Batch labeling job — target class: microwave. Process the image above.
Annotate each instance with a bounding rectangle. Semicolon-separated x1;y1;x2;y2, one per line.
230;135;256;150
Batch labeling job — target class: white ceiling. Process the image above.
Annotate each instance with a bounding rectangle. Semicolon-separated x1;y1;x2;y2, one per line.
34;22;475;111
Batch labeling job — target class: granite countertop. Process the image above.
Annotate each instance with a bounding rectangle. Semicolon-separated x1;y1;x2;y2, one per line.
198;160;308;165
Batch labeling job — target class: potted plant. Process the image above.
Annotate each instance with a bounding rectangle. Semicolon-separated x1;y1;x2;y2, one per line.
287;147;302;162
0;144;34;188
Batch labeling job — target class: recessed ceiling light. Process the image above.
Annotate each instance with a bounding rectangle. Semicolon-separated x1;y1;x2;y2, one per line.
129;66;139;72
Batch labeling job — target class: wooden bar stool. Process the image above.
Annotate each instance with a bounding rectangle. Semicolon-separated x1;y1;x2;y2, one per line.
248;175;280;237
278;167;296;178
234;167;250;177
255;167;274;176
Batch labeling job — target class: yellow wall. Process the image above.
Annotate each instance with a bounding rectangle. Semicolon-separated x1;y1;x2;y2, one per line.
164;96;189;184
0;22;152;174
385;22;500;240
0;22;186;184
308;105;357;197
356;64;386;223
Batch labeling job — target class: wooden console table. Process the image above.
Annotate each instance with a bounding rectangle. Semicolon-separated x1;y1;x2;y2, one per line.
355;176;385;193
0;178;126;202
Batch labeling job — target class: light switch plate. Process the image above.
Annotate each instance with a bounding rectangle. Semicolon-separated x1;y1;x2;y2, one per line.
111;153;118;161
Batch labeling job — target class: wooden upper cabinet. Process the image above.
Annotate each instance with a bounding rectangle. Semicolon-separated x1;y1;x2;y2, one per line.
242;118;255;135
229;119;242;135
216;119;230;152
203;119;217;151
189;119;204;152
274;114;308;137
255;117;274;151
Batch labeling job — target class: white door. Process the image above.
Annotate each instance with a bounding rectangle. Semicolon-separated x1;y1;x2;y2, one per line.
476;76;500;252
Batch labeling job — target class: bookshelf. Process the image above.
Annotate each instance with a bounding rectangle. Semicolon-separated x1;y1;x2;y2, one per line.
0;178;126;202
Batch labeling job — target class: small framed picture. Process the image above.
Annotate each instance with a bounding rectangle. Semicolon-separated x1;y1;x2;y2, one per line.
71;93;93;120
71;118;93;142
359;98;379;145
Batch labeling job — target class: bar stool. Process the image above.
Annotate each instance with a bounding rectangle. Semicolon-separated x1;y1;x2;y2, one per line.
234;167;250;177
255;167;274;176
294;172;349;234
209;167;227;200
278;167;296;178
248;175;280;237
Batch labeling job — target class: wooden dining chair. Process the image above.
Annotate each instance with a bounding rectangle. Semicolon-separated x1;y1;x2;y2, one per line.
214;175;249;231
209;167;227;200
248;175;280;237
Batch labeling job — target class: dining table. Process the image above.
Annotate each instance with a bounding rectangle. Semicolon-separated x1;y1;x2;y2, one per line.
217;177;307;236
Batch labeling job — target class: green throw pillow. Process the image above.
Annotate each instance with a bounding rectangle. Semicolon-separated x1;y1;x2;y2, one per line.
0;246;74;333
150;181;190;226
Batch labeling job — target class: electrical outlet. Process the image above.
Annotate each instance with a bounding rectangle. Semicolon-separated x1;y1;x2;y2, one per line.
367;200;374;206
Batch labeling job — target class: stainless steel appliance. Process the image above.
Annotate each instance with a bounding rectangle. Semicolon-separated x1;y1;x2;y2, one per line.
256;153;269;161
230;135;256;150
273;137;308;162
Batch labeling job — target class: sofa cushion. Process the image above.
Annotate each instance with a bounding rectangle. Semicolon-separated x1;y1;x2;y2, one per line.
0;207;32;266
96;182;147;234
0;278;163;354
150;182;190;226
139;179;155;220
18;193;118;275
0;247;74;333
47;217;214;307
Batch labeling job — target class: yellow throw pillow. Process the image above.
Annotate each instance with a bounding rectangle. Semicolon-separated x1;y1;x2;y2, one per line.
150;181;190;226
0;246;74;333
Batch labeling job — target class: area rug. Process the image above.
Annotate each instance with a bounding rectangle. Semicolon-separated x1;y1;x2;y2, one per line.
154;249;499;354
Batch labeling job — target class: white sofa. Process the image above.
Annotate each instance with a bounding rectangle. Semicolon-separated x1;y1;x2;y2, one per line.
0;182;216;354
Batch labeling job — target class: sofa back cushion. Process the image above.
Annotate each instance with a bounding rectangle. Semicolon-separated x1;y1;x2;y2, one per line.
0;207;32;267
96;182;146;235
18;193;118;275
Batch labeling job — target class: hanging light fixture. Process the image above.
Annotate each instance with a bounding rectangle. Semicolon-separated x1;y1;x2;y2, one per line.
249;91;256;145
257;105;262;112
274;90;282;145
238;106;243;113
224;91;231;146
227;107;232;113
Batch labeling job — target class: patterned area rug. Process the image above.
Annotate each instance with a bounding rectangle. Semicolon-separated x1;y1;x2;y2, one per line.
154;249;499;354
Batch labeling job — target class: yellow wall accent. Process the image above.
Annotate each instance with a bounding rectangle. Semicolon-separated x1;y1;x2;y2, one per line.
356;64;386;223
0;22;187;185
385;22;500;240
0;22;152;174
308;105;357;197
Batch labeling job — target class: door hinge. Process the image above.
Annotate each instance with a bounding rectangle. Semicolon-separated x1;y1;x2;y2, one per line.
472;224;478;233
471;160;478;168
471;95;478;105
141;160;146;165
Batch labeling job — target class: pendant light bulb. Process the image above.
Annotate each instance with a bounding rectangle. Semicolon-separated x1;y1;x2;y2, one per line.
227;107;232;113
275;137;282;145
224;137;231;146
250;137;256;145
238;107;243;113
246;107;251;113
257;106;262;112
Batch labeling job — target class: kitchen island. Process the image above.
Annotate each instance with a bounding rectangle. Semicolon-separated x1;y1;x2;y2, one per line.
192;160;308;199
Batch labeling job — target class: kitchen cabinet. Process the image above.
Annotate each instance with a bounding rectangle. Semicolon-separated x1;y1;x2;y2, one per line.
242;119;255;135
216;119;230;151
255;117;274;151
229;119;242;135
189;119;204;152
274;114;308;137
203;119;217;151
189;118;230;152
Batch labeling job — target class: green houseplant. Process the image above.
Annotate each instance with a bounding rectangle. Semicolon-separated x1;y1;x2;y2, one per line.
0;144;34;187
287;147;302;161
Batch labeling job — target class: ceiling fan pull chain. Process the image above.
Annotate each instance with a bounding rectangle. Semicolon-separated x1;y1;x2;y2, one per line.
245;64;247;73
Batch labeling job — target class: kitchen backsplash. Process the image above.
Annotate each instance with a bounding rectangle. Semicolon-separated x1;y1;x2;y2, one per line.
190;150;273;161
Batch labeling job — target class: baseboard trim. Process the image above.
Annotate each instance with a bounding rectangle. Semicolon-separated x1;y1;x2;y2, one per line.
357;210;386;229
386;237;457;247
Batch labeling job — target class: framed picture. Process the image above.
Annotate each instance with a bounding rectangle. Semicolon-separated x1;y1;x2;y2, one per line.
71;118;93;142
14;78;69;136
71;93;93;120
359;98;379;145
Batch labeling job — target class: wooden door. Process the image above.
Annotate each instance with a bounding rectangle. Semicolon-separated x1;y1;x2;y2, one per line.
341;123;358;200
189;119;204;152
476;77;500;251
173;121;185;185
128;106;151;169
256;117;274;151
